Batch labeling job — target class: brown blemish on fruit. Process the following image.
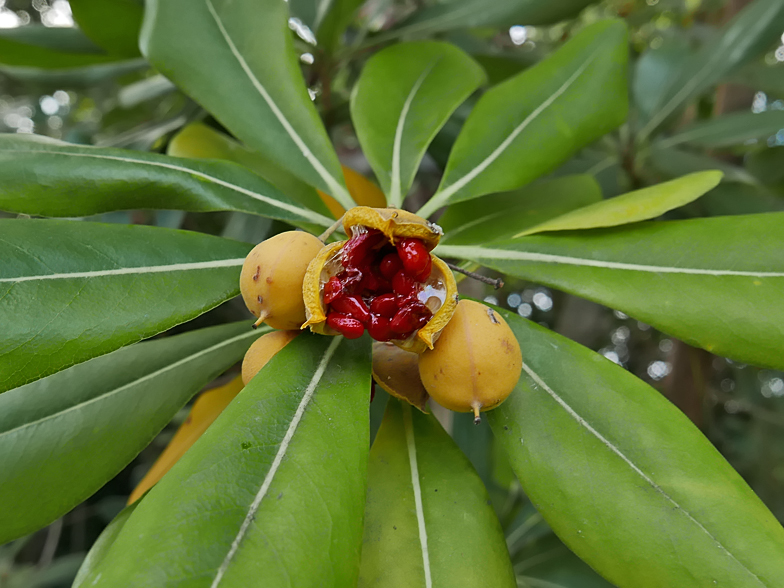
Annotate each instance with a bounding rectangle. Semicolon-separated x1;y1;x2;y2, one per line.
253;266;260;282
266;276;273;284
257;295;263;304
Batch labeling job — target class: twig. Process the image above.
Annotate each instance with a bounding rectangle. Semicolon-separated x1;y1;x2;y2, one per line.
445;261;503;289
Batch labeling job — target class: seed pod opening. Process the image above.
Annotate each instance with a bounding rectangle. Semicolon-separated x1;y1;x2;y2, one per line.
302;207;458;353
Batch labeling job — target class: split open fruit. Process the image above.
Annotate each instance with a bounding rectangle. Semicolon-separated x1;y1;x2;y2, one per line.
303;207;458;354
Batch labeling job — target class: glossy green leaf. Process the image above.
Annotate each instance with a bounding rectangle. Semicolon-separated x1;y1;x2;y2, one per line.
438;175;602;245
516;171;722;237
167;122;330;218
417;20;628;217
351;41;485;208
489;310;784;587
639;0;784;140
316;0;363;52
649;146;759;185
0;322;264;544
358;399;515;588
437;213;784;370
384;0;596;40
140;0;352;207
0;220;251;393
69;0;144;57
80;334;371;587
0;26;116;69
659;110;784;149
72;503;138;588
0;134;333;229
0;58;147;87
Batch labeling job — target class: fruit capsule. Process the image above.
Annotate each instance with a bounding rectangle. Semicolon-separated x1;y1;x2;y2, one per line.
301;207;458;353
240;231;323;330
418;300;522;422
242;330;299;385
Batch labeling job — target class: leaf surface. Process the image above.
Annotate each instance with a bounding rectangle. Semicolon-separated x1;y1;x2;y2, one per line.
358;399;515;588
660;110;784;149
69;0;144;57
438;175;602;245
417;20;628;217
489;310;784;587
384;0;596;40
516;171;722;236
0;134;333;229
351;41;485;207
640;0;784;139
0;220;251;393
437;213;784;370
0;321;265;544
141;0;352;206
80;334;371;587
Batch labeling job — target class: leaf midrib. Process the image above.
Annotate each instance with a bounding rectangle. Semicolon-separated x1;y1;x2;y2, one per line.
522;361;767;587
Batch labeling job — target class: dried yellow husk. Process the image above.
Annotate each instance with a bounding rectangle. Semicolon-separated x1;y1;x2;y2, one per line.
372;342;429;412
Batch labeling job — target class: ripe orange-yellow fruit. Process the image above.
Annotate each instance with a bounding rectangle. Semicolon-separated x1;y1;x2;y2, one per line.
240;231;323;330
418;300;522;422
242;330;299;385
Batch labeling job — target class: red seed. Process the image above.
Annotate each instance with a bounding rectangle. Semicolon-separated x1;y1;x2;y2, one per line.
392;270;418;298
331;295;371;325
338;267;364;293
414;253;432;282
326;313;365;339
342;229;384;269
379;252;403;280
370;293;398;318
324;276;343;304
367;314;395;341
390;302;432;335
396;238;429;276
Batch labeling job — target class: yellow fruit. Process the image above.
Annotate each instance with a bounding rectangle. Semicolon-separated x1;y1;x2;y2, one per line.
418;300;522;422
241;330;299;385
371;342;429;412
240;231;323;330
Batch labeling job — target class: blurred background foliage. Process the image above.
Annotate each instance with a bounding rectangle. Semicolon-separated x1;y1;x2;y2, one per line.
1;1;784;586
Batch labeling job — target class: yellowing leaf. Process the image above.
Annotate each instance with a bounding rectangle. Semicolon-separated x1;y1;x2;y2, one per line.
318;166;387;217
128;375;244;504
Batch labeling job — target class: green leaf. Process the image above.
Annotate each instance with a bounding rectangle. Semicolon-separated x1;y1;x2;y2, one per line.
79;334;371;587
632;36;691;118
140;0;352;207
696;182;784;216
0;134;333;229
383;0;596;40
316;0;364;52
69;0;144;57
417;19;628;218
639;0;784;140
0;26;114;69
516;171;722;237
489;311;784;587
648;146;759;185
167;122;331;218
437;213;784;371
0;58;147;87
358;399;515;588
351;41;485;208
438;175;602;245
73;503;138;588
0;220;252;393
659;111;784;149
730;61;784;98
0;322;264;544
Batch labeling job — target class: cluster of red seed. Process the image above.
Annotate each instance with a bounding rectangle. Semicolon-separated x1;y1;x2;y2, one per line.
323;228;434;341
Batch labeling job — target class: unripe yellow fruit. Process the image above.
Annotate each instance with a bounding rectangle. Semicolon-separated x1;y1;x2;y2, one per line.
240;231;323;330
418;300;522;422
242;330;299;385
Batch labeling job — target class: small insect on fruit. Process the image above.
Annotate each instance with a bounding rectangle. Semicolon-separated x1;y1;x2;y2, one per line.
418;300;522;423
240;231;324;331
